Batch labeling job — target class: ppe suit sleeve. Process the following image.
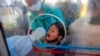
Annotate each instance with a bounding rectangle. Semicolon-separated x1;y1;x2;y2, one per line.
6;35;33;56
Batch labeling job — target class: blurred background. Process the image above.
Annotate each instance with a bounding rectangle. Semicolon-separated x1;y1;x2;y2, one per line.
0;0;89;56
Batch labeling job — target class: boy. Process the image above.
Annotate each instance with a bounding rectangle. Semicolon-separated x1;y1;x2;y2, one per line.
7;22;68;56
33;22;68;56
37;22;65;46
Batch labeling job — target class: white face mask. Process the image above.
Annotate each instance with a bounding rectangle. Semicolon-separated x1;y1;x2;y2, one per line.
29;1;42;11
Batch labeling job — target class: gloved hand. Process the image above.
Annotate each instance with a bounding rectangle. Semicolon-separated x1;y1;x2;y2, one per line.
30;27;46;42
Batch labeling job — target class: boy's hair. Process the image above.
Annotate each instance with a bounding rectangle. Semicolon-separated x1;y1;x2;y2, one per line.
52;22;68;40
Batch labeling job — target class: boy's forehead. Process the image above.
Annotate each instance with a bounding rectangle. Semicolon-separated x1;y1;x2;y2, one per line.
51;25;58;30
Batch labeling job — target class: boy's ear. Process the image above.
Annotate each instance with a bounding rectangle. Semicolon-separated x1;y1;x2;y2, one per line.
58;36;62;41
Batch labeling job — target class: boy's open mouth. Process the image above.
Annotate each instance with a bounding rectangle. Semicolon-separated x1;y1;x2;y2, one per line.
47;34;50;37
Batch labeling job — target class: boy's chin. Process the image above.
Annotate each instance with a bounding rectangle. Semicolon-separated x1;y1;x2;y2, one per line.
45;36;55;41
46;37;54;41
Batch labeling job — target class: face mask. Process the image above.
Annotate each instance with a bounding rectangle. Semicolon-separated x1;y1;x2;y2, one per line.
29;1;41;11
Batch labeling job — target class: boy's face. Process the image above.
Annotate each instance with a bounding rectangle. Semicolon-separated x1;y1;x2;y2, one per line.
47;25;61;41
